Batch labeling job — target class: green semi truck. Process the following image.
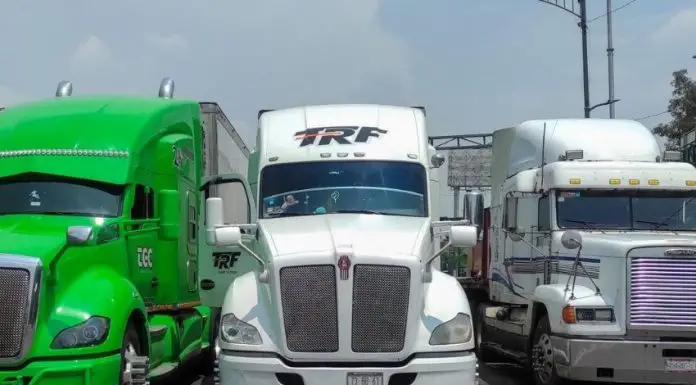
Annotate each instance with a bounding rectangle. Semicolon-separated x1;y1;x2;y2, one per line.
0;79;251;385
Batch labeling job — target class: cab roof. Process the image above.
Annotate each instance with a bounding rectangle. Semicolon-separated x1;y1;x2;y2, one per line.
0;96;200;184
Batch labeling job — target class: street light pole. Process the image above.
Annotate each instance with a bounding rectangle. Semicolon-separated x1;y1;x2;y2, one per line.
606;0;616;118
538;0;593;117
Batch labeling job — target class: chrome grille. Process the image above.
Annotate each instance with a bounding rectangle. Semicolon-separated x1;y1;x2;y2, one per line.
629;256;696;327
352;265;410;352
280;265;338;352
0;268;31;358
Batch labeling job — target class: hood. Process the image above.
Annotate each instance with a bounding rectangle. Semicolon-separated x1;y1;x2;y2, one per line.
259;214;431;258
563;231;696;258
0;215;88;263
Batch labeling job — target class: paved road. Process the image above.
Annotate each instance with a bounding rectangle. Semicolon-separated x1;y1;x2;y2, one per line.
168;361;530;385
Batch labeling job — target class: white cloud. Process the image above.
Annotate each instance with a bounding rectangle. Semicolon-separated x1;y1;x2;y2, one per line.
0;85;28;107
145;34;189;53
70;36;112;70
650;7;696;46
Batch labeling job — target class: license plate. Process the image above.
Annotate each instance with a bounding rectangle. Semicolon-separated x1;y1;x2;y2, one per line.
665;358;696;372
347;372;383;385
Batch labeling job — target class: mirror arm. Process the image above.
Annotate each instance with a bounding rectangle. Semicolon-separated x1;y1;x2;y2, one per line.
423;239;452;283
500;227;549;258
236;240;269;283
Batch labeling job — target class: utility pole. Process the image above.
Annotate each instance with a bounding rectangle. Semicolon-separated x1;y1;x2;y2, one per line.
578;0;590;118
606;0;616;118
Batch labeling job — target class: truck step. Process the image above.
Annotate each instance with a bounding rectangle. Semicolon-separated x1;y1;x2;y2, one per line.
149;361;178;378
148;325;167;342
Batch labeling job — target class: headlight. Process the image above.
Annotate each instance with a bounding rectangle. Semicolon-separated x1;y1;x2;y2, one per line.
51;316;110;349
220;314;262;345
562;305;615;324
429;313;472;345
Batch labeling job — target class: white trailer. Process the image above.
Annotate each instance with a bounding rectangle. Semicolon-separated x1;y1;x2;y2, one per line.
466;118;696;385
197;102;254;312
203;104;480;385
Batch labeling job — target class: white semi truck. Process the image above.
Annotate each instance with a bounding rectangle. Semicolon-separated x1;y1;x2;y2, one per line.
201;104;480;385
463;118;696;385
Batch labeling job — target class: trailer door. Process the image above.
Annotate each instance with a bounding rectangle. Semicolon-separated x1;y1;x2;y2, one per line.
198;173;257;309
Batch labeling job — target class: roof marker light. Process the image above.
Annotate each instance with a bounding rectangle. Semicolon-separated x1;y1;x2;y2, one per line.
0;149;128;158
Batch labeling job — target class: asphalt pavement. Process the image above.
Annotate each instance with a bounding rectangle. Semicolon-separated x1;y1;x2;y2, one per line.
165;361;531;385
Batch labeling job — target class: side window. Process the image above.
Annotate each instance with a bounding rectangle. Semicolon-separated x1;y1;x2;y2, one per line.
216;181;250;225
131;184;154;229
538;195;550;231
187;191;196;243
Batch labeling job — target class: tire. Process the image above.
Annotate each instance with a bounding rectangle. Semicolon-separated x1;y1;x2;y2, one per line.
474;303;493;362
201;308;221;376
531;315;563;385
120;324;149;385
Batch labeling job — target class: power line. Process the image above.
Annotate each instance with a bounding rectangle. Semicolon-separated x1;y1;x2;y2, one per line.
634;110;669;121
588;0;639;23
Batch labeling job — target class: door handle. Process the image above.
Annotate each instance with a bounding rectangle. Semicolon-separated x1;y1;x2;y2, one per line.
151;277;159;288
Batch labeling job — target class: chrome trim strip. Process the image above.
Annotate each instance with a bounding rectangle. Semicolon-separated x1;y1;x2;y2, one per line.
0;254;42;367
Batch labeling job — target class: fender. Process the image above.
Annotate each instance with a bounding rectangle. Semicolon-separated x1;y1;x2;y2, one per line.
532;283;621;335
37;266;147;358
414;270;474;352
219;271;280;353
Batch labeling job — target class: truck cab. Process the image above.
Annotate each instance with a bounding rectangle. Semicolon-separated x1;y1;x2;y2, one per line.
474;119;696;385
0;79;221;385
203;104;480;385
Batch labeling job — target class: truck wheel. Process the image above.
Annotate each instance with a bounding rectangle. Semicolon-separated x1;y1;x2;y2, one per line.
531;315;562;385
121;325;149;385
475;303;493;362
201;308;221;376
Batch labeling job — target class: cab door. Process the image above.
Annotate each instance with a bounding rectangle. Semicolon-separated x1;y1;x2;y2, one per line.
125;184;158;306
198;174;257;308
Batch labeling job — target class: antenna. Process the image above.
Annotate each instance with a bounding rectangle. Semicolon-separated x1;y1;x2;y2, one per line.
540;122;547;191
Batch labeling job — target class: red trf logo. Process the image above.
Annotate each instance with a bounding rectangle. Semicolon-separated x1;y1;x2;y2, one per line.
338;255;351;280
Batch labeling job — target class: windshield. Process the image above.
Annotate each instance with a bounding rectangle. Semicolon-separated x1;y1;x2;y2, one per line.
260;161;427;218
0;175;124;217
556;189;696;231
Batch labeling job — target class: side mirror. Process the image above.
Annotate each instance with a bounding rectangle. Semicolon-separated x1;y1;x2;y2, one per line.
504;197;517;230
507;231;525;242
431;153;445;168
206;197;242;246
158;189;179;240
67;226;93;245
214;226;243;246
450;225;478;247
561;230;583;249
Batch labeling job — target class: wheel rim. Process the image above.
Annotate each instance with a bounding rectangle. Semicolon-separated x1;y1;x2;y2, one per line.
533;333;554;384
122;342;137;384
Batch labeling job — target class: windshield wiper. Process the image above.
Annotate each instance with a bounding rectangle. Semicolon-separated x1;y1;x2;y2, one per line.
335;209;414;217
634;220;666;229
266;212;307;218
562;219;598;228
336;209;380;215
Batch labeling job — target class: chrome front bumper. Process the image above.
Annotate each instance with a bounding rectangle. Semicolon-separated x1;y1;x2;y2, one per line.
218;350;478;385
551;335;696;384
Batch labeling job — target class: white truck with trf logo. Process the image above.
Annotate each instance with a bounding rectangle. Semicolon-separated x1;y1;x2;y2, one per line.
202;104;480;385
465;119;696;385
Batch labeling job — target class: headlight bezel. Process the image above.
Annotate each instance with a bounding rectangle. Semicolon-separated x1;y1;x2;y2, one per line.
51;316;110;349
219;313;263;345
429;312;473;345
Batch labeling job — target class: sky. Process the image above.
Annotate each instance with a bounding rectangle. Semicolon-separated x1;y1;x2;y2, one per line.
1;0;695;216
